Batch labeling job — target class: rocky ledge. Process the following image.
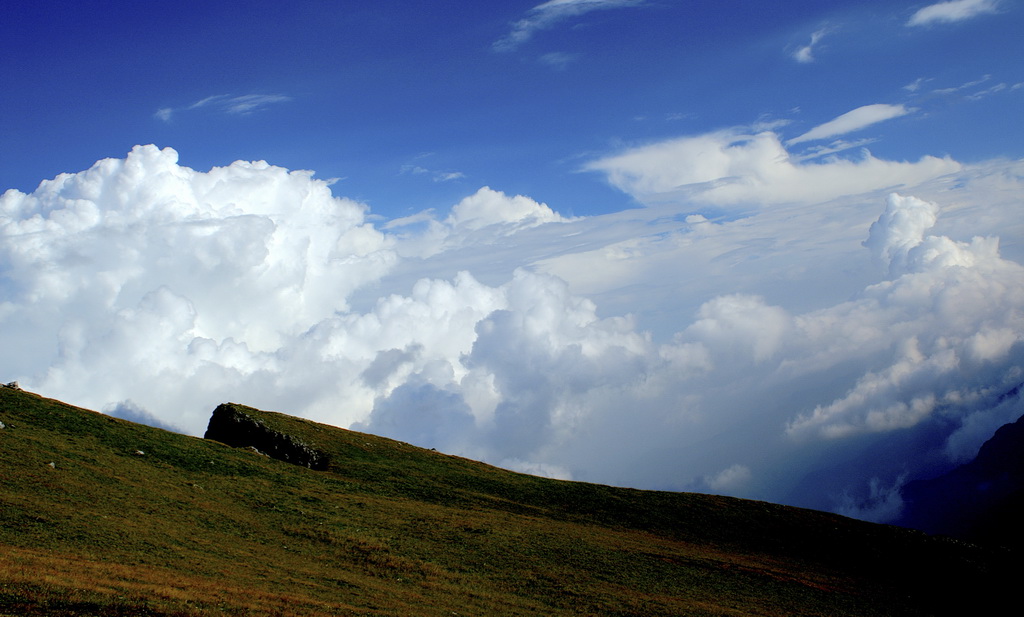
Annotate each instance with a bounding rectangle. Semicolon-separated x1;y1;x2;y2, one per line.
204;403;330;470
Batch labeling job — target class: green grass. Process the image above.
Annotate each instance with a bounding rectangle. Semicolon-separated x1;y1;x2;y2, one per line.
0;387;1014;616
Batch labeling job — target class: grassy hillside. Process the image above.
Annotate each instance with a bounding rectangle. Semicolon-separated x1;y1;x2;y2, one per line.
0;386;1014;616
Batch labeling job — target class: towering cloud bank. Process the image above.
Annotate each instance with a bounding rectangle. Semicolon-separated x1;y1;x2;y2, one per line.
787;193;1020;444
1;145;395;428
2;146;1022;521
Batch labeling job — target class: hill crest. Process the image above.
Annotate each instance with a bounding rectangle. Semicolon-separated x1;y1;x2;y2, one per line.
0;386;1015;616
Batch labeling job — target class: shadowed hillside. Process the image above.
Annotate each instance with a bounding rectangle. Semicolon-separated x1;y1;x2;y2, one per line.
0;385;1015;616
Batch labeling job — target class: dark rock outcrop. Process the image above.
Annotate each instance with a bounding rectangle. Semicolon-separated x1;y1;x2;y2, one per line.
204;403;330;470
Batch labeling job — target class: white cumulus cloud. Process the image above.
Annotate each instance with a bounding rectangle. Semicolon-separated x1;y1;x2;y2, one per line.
786;193;1022;442
447;186;572;231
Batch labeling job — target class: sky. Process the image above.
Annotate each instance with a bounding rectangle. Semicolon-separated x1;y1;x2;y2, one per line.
2;0;1024;521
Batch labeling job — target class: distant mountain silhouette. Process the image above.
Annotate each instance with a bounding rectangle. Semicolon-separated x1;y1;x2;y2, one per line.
897;385;1024;549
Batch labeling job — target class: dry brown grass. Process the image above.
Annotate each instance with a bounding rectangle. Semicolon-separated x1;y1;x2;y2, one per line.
0;545;367;616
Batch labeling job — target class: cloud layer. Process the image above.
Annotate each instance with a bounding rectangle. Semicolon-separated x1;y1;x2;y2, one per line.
583;126;957;207
3;143;1023;522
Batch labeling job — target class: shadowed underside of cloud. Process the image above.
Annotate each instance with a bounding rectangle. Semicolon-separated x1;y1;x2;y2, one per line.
2;144;1022;522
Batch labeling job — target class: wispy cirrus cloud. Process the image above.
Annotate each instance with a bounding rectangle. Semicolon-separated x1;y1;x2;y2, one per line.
155;94;292;122
965;82;1009;100
787;103;913;145
903;77;931;92
399;164;466;183
493;0;646;52
907;0;1000;27
539;51;581;70
931;74;993;95
792;26;831;63
399;153;466;184
926;73;1024;101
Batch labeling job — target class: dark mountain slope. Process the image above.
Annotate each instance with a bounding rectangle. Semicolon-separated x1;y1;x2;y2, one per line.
0;386;1015;616
898;402;1024;549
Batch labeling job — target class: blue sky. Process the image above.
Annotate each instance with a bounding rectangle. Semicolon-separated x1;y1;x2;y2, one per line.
4;0;1022;216
3;1;1024;520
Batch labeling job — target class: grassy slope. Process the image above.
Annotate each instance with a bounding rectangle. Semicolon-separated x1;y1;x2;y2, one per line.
0;387;1014;616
